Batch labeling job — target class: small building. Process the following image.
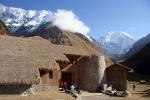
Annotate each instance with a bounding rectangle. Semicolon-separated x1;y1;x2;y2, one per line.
106;63;133;91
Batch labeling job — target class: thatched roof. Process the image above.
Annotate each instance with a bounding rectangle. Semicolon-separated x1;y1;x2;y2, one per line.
0;35;69;85
0;34;115;85
52;45;90;57
0;35;61;70
0;60;39;85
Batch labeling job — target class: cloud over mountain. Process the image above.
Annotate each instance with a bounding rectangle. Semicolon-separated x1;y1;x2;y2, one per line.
0;4;90;37
52;10;90;36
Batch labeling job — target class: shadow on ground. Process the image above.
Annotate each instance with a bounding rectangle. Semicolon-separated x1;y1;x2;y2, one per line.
142;89;150;97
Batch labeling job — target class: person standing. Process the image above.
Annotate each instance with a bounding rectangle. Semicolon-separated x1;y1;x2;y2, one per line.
64;81;68;92
133;84;136;91
76;84;81;94
70;85;75;94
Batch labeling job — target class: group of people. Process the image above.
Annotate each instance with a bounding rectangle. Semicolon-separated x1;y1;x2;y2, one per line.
59;80;81;94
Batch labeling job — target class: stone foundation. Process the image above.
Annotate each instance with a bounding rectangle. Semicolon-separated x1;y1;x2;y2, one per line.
0;85;31;94
0;84;58;95
32;84;57;92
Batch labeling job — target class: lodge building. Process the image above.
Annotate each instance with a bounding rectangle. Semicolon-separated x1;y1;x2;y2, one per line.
0;35;133;94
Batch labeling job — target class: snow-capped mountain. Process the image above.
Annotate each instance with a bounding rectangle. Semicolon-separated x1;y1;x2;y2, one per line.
0;4;136;59
96;32;136;59
0;4;91;39
0;4;53;33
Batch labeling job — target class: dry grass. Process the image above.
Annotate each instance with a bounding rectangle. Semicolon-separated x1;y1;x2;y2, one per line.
0;91;75;100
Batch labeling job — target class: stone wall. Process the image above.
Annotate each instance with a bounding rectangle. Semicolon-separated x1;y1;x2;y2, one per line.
81;55;106;92
32;84;57;92
98;56;107;84
0;84;58;95
21;84;58;96
0;85;31;94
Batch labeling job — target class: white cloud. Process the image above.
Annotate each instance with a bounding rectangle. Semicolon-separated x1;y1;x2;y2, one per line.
52;10;90;36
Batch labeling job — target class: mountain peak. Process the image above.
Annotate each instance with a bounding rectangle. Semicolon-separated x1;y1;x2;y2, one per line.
105;31;135;43
96;31;136;59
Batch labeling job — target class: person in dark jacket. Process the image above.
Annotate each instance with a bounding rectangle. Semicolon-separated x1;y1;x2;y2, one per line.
76;84;81;94
133;84;136;91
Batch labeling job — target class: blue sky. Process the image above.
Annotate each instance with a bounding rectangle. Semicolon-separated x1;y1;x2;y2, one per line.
1;0;150;40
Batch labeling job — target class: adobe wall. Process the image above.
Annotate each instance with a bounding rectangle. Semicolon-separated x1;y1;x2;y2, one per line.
40;72;49;84
39;69;61;87
49;70;61;86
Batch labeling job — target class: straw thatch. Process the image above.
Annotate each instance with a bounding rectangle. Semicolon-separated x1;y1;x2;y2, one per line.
0;34;115;85
29;36;69;62
52;45;90;57
0;35;69;85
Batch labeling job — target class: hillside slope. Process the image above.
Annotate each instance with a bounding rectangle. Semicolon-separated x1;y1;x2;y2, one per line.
22;22;104;56
123;42;150;75
125;33;150;58
0;20;12;35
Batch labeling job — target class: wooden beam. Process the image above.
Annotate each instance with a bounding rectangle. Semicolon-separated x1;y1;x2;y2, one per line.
61;56;84;71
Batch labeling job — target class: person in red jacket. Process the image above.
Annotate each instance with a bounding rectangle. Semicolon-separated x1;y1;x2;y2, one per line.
64;81;68;92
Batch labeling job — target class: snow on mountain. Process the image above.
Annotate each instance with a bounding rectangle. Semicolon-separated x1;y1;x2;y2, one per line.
0;4;53;32
0;4;91;39
96;32;136;58
0;4;136;55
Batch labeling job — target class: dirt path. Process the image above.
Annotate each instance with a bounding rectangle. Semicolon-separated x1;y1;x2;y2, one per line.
82;93;149;100
0;91;75;100
128;81;150;97
81;91;150;100
82;95;149;100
